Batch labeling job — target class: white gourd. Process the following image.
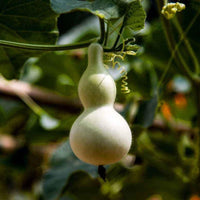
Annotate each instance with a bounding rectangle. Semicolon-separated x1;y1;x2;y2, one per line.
69;43;132;166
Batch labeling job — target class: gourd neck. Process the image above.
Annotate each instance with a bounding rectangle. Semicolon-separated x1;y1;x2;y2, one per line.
88;43;103;68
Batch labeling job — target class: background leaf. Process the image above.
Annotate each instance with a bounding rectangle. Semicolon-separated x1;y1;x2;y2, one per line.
0;0;58;78
43;142;97;200
123;0;146;31
50;0;125;19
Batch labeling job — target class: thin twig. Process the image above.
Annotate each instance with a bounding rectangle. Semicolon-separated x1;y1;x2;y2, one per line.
173;17;200;74
158;11;200;88
155;0;198;83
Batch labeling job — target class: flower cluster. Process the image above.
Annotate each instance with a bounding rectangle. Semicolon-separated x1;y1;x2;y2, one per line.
161;2;186;19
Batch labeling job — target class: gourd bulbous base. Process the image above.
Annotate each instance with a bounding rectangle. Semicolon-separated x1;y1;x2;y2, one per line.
69;106;132;166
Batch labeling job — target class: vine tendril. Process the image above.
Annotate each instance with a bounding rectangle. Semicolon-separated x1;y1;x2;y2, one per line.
104;38;131;94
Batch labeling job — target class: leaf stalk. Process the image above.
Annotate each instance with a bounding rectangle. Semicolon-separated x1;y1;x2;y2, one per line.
99;17;105;44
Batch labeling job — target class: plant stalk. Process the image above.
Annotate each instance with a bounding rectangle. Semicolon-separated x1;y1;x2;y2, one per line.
157;0;200;181
99;17;105;44
155;0;197;82
0;38;99;51
173;17;200;74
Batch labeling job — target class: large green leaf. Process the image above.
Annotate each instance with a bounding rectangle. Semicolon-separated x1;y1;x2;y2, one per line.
51;0;146;33
50;0;125;19
123;0;146;31
43;141;97;200
0;0;58;78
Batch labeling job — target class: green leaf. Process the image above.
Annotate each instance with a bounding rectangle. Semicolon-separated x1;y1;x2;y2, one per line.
51;0;146;30
0;0;58;78
105;17;124;48
25;113;76;144
123;0;146;31
43;141;97;200
29;51;86;97
0;98;24;121
50;0;124;20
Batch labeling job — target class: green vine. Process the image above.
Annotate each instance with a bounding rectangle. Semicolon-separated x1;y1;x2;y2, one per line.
158;11;200;88
173;17;200;74
156;0;198;83
0;38;98;51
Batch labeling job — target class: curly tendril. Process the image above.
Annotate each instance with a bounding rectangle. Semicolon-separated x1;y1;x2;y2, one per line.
104;49;131;94
103;21;136;94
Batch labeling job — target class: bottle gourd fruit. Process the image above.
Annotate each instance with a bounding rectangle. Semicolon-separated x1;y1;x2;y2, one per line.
69;43;132;166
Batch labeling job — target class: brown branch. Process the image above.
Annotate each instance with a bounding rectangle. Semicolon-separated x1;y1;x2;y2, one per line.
0;78;82;113
0;78;123;113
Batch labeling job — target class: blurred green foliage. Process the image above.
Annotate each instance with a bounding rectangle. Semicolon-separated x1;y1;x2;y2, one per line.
0;0;200;200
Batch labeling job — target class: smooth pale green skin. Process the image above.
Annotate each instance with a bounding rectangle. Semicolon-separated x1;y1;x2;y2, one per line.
69;43;132;166
78;43;116;108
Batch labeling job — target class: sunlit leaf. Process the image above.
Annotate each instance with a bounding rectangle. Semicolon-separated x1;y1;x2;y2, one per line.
123;0;146;31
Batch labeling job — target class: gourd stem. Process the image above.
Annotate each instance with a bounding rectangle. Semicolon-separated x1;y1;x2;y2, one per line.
98;165;106;182
0;38;99;51
0;37;134;53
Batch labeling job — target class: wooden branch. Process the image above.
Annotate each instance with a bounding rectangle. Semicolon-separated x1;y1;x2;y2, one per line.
0;77;123;113
0;77;82;113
